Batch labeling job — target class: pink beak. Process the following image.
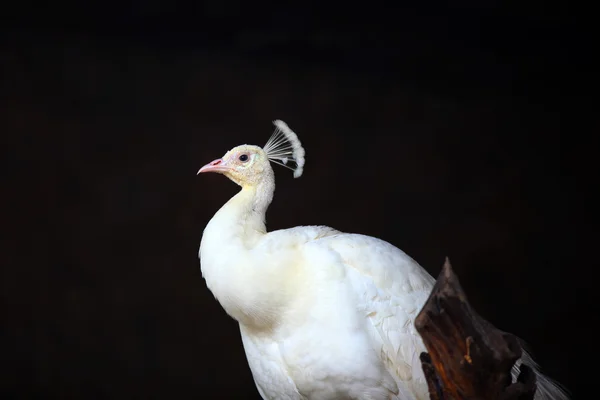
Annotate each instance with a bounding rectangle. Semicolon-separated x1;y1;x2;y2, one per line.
197;158;230;175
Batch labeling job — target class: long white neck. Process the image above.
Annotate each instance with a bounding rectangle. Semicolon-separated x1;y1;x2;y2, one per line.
199;170;290;331
205;168;274;241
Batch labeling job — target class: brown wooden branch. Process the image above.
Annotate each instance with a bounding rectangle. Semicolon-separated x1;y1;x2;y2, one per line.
415;258;537;400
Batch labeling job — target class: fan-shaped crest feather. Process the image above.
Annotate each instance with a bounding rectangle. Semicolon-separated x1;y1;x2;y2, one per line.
263;120;305;178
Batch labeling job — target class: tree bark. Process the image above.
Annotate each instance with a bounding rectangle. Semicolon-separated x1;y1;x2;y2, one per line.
414;258;537;400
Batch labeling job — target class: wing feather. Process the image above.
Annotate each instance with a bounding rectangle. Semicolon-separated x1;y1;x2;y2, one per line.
313;233;435;400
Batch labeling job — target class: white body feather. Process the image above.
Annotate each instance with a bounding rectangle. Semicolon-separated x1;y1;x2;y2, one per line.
198;121;568;400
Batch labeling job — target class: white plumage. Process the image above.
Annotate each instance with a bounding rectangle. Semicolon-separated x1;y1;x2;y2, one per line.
197;120;569;400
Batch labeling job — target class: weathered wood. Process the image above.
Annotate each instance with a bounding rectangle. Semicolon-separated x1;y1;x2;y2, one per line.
415;258;537;400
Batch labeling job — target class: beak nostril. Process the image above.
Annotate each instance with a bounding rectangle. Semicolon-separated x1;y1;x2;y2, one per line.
211;160;222;166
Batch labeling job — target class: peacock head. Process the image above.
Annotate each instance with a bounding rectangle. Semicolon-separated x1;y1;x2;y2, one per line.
197;120;305;188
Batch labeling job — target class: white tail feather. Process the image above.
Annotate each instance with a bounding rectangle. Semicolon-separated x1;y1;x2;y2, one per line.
263;120;305;178
512;341;570;399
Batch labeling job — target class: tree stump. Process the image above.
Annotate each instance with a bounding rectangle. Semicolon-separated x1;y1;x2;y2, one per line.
414;258;537;400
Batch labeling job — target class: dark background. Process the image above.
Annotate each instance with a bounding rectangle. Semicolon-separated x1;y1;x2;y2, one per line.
1;2;589;399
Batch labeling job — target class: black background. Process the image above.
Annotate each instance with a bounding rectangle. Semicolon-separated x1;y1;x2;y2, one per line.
1;2;589;399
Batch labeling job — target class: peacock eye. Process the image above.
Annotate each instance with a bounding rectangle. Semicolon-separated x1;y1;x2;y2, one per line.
239;154;249;162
